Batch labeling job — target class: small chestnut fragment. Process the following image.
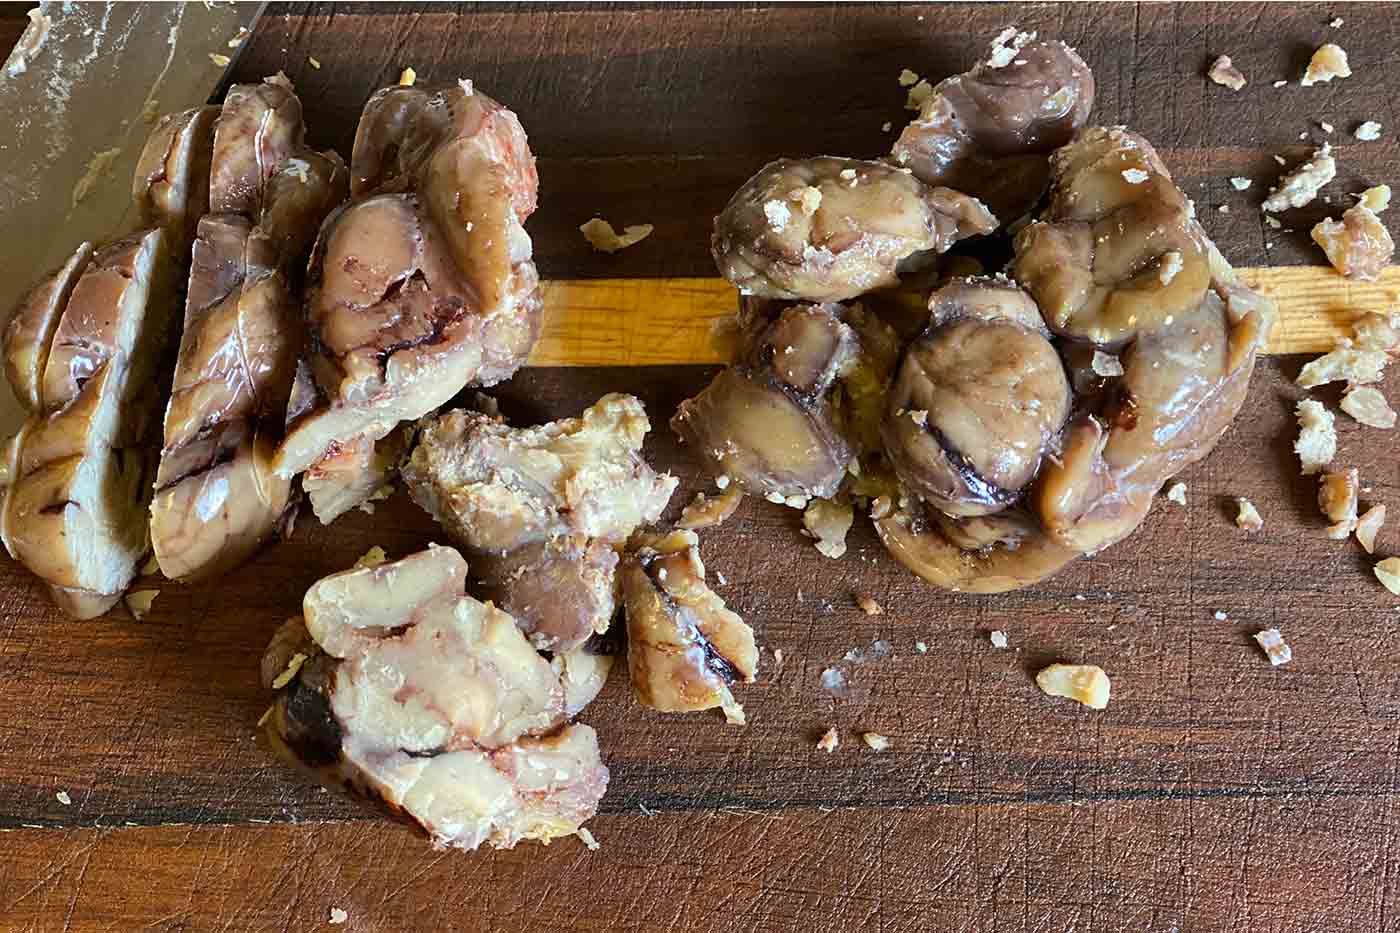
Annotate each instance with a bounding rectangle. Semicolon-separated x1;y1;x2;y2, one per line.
621;530;757;724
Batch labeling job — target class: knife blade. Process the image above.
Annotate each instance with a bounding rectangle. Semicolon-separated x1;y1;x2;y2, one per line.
0;0;265;436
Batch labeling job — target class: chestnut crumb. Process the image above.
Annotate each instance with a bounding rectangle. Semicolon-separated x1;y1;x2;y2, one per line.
862;732;891;751
1207;55;1247;91
1356;505;1386;553
1235;498;1264;532
677;487;744;531
1254;628;1293;666
1035;663;1110;709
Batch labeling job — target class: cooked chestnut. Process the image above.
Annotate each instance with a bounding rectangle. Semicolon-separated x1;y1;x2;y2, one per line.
275;82;543;518
672;303;858;502
712;156;996;302
873;499;1078;594
1033;283;1268;553
152;78;348;578
621;530;757;723
1013;127;1211;344
403;393;676;652
261;545;608;851
882;277;1070;515
892;34;1094;221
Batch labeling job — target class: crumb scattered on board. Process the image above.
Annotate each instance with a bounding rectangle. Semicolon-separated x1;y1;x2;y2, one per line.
817;727;839;753
1165;482;1187;506
1214;610;1228;621
55;791;71;806
1375;558;1400;594
1300;43;1350;86
843;639;893;664
354;546;387;569
1294;399;1337;474
1298;349;1388;389
1035;663;1110;710
71;147;124;209
897;68;919;87
862;732;891;752
857;595;883;616
1263;145;1334;212
1311;205;1394;281
820;667;847;694
399;66;417;86
1207;55;1246;90
1358;185;1391;212
270;652;308;690
1318;468;1359;539
329;908;348;925
1356;505;1386;553
1235;498;1264;532
1229;177;1252;191
905;79;934;111
577;827;601;851
989;630;1009;649
1355;121;1383;141
1338;383;1394;425
308;56;321;69
581;218;654;253
803;499;853;558
677;488;743;530
1253;628;1293;666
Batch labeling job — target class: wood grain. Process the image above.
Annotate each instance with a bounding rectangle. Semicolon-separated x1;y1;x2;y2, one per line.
241;1;1400;281
4;3;1400;932
4;359;1400;933
532;267;1400;366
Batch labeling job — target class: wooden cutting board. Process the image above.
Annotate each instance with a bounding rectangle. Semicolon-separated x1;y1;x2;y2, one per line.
3;4;1400;932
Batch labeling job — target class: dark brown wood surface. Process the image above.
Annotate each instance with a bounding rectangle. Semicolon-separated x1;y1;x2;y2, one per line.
4;4;1400;931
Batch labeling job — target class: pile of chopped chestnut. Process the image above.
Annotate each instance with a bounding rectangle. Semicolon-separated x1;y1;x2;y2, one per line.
677;28;1274;593
0;25;1301;856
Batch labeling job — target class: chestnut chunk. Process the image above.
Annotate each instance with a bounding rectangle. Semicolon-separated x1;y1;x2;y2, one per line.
882;277;1070;515
261;545;609;851
712;156;995;302
621;530;757;723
